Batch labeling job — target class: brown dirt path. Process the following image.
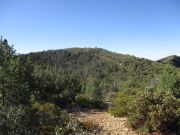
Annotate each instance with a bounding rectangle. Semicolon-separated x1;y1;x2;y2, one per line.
70;111;137;135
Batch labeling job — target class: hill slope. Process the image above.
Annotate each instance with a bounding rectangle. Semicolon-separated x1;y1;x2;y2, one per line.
157;55;180;67
22;48;174;98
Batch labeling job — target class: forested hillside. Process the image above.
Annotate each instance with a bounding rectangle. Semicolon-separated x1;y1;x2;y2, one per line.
1;39;179;134
21;48;180;134
157;55;180;67
22;48;168;99
0;39;100;135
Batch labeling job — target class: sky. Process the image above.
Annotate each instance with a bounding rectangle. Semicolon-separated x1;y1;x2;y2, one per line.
0;0;180;60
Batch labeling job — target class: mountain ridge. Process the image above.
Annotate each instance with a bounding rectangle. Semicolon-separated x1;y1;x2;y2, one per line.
157;55;180;67
22;48;170;94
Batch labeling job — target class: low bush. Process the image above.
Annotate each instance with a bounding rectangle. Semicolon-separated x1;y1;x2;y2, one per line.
128;89;180;134
109;88;180;134
55;120;100;135
108;89;137;117
32;102;69;135
32;102;99;135
0;105;37;135
75;95;107;109
109;68;180;134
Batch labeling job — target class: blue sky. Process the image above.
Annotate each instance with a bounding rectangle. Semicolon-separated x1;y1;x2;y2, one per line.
0;0;180;60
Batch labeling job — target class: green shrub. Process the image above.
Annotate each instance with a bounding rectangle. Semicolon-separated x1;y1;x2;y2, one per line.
128;89;180;134
75;95;93;108
75;95;107;109
33;102;99;135
33;102;69;135
109;67;180;134
0;105;37;135
108;89;137;117
55;120;100;135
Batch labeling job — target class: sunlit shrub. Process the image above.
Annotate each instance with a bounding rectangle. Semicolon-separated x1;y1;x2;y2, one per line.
108;89;137;117
128;89;180;134
33;102;69;135
75;95;107;109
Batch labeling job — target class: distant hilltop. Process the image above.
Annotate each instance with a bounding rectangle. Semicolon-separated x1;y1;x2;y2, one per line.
157;55;180;68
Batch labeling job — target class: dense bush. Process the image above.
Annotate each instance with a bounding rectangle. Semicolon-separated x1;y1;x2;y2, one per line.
110;89;180;134
75;95;107;109
33;103;98;135
0;38;98;135
32;67;82;107
109;68;180;134
108;89;137;117
0;105;37;135
0;101;100;135
33;102;99;135
128;89;180;134
32;102;69;135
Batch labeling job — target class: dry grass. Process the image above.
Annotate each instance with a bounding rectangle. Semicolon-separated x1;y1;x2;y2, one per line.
80;120;99;130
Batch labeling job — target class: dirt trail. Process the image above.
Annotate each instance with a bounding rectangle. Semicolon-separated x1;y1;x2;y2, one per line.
70;111;137;135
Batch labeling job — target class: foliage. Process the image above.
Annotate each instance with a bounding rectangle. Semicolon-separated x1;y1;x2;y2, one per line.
75;94;107;109
0;38;34;106
55;120;100;135
157;66;180;98
32;102;69;135
157;67;177;91
108;89;138;117
32;67;82;107
128;89;180;134
0;105;37;135
76;78;106;109
0;38;94;135
22;48;166;97
109;67;180;134
1;37;180;134
33;102;100;135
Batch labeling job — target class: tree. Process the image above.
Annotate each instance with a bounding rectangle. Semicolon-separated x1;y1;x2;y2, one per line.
0;37;16;105
157;66;180;98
